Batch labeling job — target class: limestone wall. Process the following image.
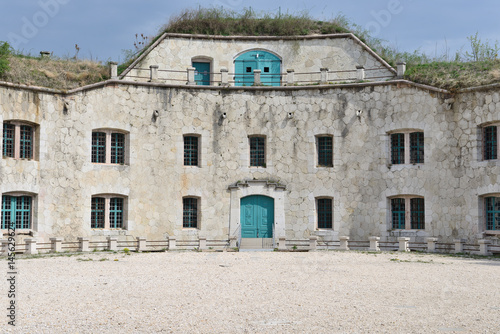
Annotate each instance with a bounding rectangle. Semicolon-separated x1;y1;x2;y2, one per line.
123;34;395;85
1;80;499;244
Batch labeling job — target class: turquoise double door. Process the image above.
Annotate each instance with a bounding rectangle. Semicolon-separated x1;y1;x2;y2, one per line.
192;62;210;85
234;50;281;86
240;195;274;238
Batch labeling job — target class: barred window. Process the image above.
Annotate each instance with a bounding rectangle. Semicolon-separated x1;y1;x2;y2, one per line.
183;197;198;228
391;196;425;230
91;197;105;228
249;136;265;167
317;136;333;167
91;196;126;229
92;132;106;163
111;133;125;164
109;198;123;229
91;130;127;164
390;131;424;165
2;122;35;160
484;126;498;160
485;197;500;231
1;195;32;230
391;133;405;164
410;132;424;163
317;198;333;229
184;136;199;166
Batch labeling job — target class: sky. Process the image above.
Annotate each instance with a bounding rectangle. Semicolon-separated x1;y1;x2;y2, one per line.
1;0;500;63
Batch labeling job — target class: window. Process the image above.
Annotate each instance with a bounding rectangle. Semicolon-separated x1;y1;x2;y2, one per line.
317;198;333;229
483;125;498;160
1;195;32;229
317;136;333;167
91;196;126;229
184;135;199;166
249;136;265;167
390;131;424;165
91;130;127;164
183;197;198;228
485;197;500;231
391;196;425;229
2;122;35;160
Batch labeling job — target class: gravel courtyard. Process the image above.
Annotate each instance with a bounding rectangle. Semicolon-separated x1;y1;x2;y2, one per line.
2;250;499;333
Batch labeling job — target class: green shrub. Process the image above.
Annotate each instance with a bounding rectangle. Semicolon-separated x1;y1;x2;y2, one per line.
0;41;12;77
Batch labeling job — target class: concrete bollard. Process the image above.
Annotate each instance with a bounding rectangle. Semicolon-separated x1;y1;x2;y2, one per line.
107;237;117;251
398;237;410;252
286;69;295;85
168;236;177;250
309;236;318;251
356;66;365;81
278;237;287;250
25;238;38;255
199;237;207;250
478;239;491;256
253;69;261;85
339;236;350;251
110;62;118;79
426;237;438;253
187;67;196;85
229;236;237;248
149;65;159;82
220;67;228;86
50;237;63;253
78;237;89;252
454;239;464;253
0;239;8;255
320;68;329;84
397;62;406;78
369;236;380;252
136;237;147;252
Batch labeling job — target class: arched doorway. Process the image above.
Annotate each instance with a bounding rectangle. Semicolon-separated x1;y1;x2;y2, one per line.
240;195;274;238
234;50;281;86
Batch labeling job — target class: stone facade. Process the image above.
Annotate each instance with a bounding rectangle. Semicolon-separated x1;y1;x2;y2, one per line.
1;35;499;246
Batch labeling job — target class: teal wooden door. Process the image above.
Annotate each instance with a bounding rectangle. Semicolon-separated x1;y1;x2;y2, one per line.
192;62;210;85
240;195;274;238
234;51;281;86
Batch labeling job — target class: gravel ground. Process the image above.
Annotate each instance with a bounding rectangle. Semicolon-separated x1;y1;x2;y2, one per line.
1;250;499;333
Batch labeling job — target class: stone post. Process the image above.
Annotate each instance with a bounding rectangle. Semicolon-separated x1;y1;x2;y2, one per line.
309;236;318;251
136;237;147;252
110;61;118;79
426;237;438;253
278;237;286;250
286;69;295;85
187;67;196;85
454;239;464;253
229;236;237;248
253;69;261;85
107;237;117;251
320;68;329;84
25;238;38;255
0;239;8;255
50;237;63;253
397;62;406;78
369;236;380;252
78;237;90;252
149;65;159;82
339;236;349;251
356;66;365;81
199;237;207;250
220;67;229;86
168;236;177;250
40;51;50;58
398;237;410;252
478;239;491;256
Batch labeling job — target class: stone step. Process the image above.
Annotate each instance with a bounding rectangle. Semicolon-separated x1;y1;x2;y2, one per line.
240;238;274;249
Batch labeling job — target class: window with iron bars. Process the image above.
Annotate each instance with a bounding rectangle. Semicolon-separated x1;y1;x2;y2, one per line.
485;197;500;231
391;196;425;230
1;195;32;230
91;130;127;164
317;136;333;167
249;136;265;167
2;122;35;160
317;198;333;229
91;196;125;229
183;197;198;228
483;126;498;160
390;131;424;165
183;135;199;166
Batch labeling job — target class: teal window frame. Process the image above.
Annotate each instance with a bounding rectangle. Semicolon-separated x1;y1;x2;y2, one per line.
486;197;500;230
484;126;497;160
2;123;15;158
391;198;405;229
19;125;33;159
317;136;333;167
183;197;198;228
249;136;265;167
91;197;105;228
184;136;199;166
111;133;125;164
92;132;106;163
391;133;405;164
1;195;32;230
410;132;424;163
317;198;333;229
109;198;123;228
